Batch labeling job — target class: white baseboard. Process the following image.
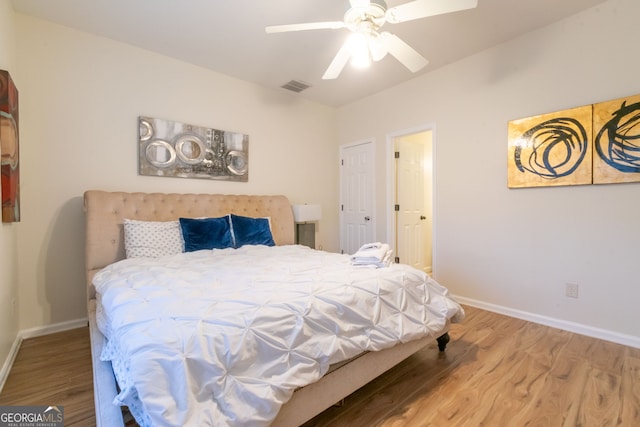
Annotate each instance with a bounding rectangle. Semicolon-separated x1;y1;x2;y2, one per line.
0;334;22;394
455;295;640;349
0;317;89;394
19;317;88;340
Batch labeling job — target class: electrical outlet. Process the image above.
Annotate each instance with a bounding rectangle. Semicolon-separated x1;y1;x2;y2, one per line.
565;283;579;298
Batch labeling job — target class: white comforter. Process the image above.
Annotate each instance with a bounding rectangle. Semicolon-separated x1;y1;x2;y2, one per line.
94;245;464;427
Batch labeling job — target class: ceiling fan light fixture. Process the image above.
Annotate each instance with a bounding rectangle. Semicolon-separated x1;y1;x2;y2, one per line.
350;51;372;68
346;32;371;67
369;35;388;61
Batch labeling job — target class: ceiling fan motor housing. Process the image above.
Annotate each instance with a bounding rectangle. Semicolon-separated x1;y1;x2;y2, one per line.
345;0;388;32
344;0;390;64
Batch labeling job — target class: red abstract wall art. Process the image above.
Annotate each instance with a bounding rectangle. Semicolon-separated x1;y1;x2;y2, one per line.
0;70;20;222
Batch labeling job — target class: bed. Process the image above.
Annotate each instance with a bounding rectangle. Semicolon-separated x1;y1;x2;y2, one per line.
84;190;464;426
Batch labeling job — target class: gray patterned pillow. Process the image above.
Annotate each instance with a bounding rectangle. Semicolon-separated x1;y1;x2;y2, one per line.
123;219;184;258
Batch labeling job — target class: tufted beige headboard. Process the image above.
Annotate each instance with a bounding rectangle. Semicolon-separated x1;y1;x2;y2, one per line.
83;190;295;300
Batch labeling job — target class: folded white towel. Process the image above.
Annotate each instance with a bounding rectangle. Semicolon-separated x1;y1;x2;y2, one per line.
358;242;383;251
352;242;388;260
351;243;393;268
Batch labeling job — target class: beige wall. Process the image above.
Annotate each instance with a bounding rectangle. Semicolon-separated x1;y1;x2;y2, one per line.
338;0;640;342
0;0;19;377
14;14;340;331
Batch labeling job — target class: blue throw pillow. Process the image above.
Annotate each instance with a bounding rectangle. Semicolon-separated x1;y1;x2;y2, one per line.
230;214;275;248
179;216;234;252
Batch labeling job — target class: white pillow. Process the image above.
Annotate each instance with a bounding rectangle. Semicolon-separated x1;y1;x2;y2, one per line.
123;219;184;258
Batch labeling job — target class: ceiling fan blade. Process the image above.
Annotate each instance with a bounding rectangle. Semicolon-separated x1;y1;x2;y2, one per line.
386;0;477;24
265;21;346;34
322;42;352;80
379;32;428;72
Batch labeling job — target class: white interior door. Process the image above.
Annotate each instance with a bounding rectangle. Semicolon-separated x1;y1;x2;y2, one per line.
394;131;433;272
340;141;375;255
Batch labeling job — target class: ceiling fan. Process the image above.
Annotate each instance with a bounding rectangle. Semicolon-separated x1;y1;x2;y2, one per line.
265;0;478;80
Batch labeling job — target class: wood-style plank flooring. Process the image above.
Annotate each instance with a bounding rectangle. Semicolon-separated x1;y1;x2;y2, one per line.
1;306;638;426
0;327;95;426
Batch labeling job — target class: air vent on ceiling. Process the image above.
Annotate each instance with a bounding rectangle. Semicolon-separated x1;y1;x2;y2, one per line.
281;80;311;93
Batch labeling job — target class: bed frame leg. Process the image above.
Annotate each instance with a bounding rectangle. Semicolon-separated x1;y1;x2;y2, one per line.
436;333;450;351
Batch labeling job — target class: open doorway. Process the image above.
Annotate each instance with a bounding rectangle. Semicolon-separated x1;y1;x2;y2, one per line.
387;127;433;273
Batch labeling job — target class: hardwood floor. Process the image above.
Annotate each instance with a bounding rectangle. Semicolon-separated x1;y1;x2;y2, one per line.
1;306;638;426
0;327;95;426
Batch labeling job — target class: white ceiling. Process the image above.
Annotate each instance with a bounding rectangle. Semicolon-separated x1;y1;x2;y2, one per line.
11;0;607;107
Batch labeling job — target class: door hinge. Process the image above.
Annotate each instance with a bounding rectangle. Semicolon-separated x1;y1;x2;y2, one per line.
341;204;344;211
394;151;400;159
394;204;400;211
341;159;344;166
394;256;400;264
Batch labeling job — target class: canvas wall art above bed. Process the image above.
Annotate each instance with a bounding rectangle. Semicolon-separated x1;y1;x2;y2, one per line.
138;116;249;181
84;190;464;427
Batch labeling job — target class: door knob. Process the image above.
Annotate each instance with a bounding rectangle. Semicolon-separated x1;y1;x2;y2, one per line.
420;215;426;220
364;216;371;221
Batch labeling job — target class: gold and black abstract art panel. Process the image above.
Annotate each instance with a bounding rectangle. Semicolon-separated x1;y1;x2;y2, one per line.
508;93;640;188
593;94;640;184
508;106;592;188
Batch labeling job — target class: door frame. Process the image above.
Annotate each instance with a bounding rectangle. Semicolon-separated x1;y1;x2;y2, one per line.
386;123;437;270
339;138;376;254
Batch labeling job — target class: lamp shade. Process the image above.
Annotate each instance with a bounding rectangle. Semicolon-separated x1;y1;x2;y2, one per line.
292;204;322;223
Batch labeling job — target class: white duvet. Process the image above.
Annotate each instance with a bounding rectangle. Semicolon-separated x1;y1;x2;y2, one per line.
94;245;464;427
